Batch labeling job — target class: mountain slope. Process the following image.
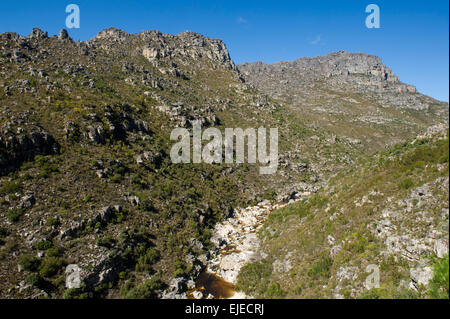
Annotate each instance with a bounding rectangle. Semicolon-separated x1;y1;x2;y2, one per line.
0;27;447;299
237;125;449;298
239;51;449;152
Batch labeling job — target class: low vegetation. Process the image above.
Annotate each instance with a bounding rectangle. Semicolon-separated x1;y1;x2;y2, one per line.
238;135;449;298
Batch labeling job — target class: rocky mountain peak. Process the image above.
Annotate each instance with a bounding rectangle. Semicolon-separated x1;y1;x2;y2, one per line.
139;29;236;70
238;50;438;113
241;50;399;83
93;27;129;41
28;27;48;40
58;29;70;40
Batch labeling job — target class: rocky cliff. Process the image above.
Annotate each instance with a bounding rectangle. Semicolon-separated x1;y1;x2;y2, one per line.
239;51;448;151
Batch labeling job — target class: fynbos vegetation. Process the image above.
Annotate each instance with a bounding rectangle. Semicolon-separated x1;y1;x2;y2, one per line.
0;26;448;299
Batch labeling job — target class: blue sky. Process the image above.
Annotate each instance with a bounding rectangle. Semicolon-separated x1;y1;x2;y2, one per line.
0;1;448;102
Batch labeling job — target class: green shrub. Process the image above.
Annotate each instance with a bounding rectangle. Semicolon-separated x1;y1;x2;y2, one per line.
266;282;286;298
236;259;272;296
46;247;63;257
46;217;60;227
0;181;21;195
359;286;420;299
64;287;92;299
7;207;24;222
123;277;163;299
428;254;449;299
262;189;277;201
26;273;44;288
35;155;60;177
308;255;333;279
135;248;160;272
39;257;64;278
173;260;191;278
359;287;383;299
19;254;41;272
119;270;131;280
399;177;414;190
34;240;53;251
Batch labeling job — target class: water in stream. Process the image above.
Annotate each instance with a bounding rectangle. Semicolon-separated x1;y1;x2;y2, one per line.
187;271;236;299
189;199;301;299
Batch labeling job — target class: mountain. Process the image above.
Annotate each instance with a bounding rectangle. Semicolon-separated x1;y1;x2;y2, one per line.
237;125;448;298
0;27;448;299
239;51;448;152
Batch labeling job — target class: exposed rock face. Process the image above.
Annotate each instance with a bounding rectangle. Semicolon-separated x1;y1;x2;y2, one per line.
58;29;69;40
93;27;129;41
0;128;59;175
410;266;433;288
28;28;48;40
87;27;236;71
239;51;448;153
239;51;446;112
140;31;236;69
140;30;236;70
250;51;397;81
240;51;398;86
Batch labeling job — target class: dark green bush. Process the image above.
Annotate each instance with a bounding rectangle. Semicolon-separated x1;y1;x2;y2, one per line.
46;217;60;227
39;256;64;278
266;282;286;298
96;236;115;248
64;287;92;299
0;181;21;195
7;207;24;222
34;240;53;251
26;273;44;288
19;254;41;272
140;199;156;212
0;227;8;238
135;248;160;272
173;260;191;278
123;277;163;299
46;247;63;257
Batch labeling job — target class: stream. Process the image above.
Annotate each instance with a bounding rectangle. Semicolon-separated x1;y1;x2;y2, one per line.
188;197;306;299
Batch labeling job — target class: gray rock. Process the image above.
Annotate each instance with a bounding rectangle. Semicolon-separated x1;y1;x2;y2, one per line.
192;290;203;299
58;29;69;40
434;239;449;258
28;28;48;40
410;266;433;288
87;126;105;144
20;194;35;209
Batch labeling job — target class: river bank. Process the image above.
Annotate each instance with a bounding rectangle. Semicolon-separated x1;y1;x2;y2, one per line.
189;193;311;299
